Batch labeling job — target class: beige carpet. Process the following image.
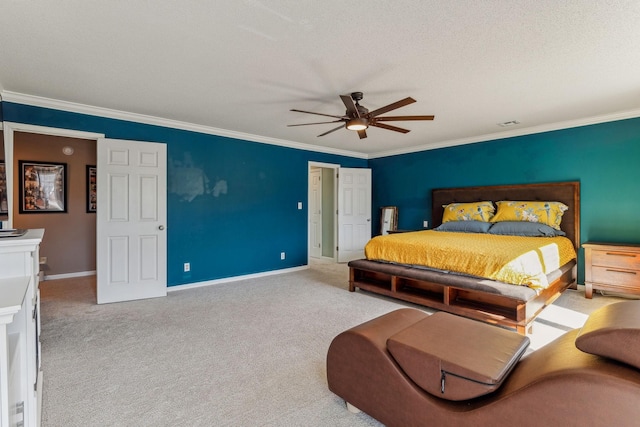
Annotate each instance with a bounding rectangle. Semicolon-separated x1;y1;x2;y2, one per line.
39;259;624;426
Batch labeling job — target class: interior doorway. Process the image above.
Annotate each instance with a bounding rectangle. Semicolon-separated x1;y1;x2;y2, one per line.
2;123;103;279
308;162;338;262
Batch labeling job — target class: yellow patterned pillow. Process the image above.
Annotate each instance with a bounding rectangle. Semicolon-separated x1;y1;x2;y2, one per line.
442;201;495;223
491;201;568;230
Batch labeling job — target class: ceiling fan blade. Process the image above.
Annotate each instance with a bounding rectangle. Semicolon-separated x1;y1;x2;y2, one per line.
369;122;411;134
375;115;435;121
287;120;344;127
357;129;367;139
340;95;360;117
290;109;346;119
317;124;345;137
368;97;416;118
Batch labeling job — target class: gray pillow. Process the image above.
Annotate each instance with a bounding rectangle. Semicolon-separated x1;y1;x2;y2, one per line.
434;221;492;234
488;221;566;237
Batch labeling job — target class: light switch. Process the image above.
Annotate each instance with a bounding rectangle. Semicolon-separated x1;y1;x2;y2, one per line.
298;202;303;209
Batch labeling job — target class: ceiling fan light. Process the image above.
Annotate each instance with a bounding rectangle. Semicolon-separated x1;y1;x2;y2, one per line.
346;118;368;131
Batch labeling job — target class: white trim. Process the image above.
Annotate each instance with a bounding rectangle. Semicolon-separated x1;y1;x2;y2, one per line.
0;91;367;159
5;90;639;161
308;161;339;264
43;271;96;281
2;121;104;140
308;161;341;169
167;265;309;292
370;108;640;159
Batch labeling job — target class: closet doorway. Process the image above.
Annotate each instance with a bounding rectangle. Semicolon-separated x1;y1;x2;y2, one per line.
308;162;337;262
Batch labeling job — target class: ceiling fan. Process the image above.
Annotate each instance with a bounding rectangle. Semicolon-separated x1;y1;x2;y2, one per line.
288;91;434;139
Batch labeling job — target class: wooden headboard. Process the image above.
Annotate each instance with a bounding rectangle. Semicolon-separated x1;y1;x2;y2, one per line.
432;181;581;249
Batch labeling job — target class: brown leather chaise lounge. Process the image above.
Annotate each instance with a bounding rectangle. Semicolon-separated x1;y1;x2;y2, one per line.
327;301;640;427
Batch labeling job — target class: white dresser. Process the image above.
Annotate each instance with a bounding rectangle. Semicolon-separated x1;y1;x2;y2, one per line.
0;229;44;427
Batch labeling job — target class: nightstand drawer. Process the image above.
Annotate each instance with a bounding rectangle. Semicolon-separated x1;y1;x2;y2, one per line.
582;242;640;299
591;266;639;287
591;250;640;270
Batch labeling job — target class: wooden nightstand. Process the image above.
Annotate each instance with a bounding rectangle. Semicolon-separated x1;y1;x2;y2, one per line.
582;242;640;299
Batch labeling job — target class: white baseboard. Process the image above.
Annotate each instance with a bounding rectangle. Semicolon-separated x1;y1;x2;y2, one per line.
43;271;96;281
41;266;311;290
167;265;309;292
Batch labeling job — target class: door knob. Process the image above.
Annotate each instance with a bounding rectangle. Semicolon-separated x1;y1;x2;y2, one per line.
158;225;165;230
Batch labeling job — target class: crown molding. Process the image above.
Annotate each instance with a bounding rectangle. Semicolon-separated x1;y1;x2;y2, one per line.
0;91;368;160
4;90;639;161
369;108;640;159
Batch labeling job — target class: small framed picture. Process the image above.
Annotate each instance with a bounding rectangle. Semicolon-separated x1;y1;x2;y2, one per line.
87;165;97;213
0;162;7;214
19;161;67;213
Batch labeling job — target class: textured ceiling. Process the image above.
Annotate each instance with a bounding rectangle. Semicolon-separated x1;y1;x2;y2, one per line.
1;1;639;157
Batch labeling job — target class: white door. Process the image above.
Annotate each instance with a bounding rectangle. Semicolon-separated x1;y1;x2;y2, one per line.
309;168;322;258
337;168;372;263
96;138;167;304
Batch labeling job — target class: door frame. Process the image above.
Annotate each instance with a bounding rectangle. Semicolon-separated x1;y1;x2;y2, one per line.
2;122;104;228
308;167;323;259
308;161;339;263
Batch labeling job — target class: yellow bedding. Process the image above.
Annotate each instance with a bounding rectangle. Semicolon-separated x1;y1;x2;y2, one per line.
365;230;577;290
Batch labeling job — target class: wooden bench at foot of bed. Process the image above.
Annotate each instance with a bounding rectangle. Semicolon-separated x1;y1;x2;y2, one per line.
348;259;577;335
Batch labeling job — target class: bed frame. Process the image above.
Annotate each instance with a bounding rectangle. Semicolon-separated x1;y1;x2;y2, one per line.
348;181;580;334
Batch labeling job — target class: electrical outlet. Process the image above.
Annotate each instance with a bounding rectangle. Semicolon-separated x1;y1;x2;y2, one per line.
183;262;190;272
423;220;429;228
280;252;286;260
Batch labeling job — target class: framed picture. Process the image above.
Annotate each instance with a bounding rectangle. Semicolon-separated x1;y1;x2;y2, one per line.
19;161;67;213
0;162;7;214
86;165;97;213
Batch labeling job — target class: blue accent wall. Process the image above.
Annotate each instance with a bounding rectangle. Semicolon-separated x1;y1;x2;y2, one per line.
1;102;366;286
4;100;639;286
369;117;640;283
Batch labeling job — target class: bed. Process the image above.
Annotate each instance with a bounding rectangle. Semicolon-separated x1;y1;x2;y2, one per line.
348;181;580;334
